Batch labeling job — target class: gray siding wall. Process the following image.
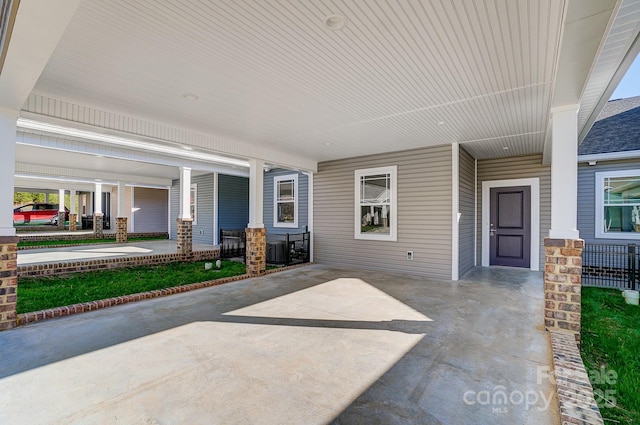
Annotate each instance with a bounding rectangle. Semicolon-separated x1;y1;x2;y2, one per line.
459;147;475;277
218;174;249;232
263;169;308;234
578;159;640;244
315;145;453;279
170;174;215;244
476;154;551;271
133;187;168;232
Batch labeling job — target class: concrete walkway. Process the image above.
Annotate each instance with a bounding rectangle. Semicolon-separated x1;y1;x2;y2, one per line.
0;265;558;424
17;240;217;266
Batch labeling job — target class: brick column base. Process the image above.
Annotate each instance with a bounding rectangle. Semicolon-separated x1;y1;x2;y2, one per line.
93;213;104;238
57;211;66;230
69;213;78;231
116;217;128;243
176;218;193;256
0;236;19;331
544;238;584;343
246;227;266;276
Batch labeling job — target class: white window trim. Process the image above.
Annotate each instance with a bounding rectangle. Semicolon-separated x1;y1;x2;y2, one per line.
354;165;397;241
595;169;640;240
273;174;298;228
190;183;197;226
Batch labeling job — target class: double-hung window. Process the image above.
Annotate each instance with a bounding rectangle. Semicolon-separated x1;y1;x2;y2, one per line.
274;174;298;228
595;170;640;239
355;165;397;241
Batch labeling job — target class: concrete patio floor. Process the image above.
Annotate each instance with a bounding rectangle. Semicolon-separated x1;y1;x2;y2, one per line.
0;265;558;424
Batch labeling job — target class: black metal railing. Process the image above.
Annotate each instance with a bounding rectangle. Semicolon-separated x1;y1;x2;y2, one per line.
219;229;246;261
582;243;639;290
266;231;310;266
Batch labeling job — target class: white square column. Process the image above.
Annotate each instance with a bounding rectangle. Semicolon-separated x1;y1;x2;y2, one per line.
178;167;192;219
69;189;77;215
58;189;65;212
94;182;103;214
549;105;580;239
117;181;126;217
248;159;264;228
0;111;17;236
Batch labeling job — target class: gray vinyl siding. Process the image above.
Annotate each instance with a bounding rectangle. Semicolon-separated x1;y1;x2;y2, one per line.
264;169;308;234
315;145;453;279
170;174;215;244
578;159;640;244
218;174;249;232
459;147;475;277
132;187;168;232
476;154;551;271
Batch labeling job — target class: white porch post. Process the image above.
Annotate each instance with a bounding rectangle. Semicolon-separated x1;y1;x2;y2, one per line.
69;189;77;215
248;159;264;228
177;167;193;255
549;105;580;239
94;182;103;214
57;188;66;229
246;159;266;276
451;142;460;281
0;111;17;237
116;181;127;243
179;167;192;220
93;182;103;236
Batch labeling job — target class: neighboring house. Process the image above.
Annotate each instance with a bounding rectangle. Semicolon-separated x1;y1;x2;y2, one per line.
577;96;640;244
168;169;308;244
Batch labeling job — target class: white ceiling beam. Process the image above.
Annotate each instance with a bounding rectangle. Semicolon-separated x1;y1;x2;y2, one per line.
0;0;82;110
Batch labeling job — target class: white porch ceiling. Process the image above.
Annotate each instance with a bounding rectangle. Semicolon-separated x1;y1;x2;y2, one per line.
4;0;639;176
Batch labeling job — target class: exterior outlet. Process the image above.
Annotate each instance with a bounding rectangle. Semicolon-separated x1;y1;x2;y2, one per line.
407;251;413;260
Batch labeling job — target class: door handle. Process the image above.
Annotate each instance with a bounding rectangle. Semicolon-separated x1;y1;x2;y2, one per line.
490;223;496;237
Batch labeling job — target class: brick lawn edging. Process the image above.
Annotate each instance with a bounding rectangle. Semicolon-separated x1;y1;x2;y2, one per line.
549;330;604;425
17;250;220;278
17;262;311;325
18;232;168;243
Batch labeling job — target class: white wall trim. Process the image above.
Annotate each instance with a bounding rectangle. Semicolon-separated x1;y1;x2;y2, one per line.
213;173;219;245
131;186;135;232
451;143;460;281
481;178;540;271
474;158;478;266
307;172;314;262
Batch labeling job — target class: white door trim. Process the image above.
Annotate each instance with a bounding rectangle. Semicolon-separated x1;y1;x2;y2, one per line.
481;178;540;271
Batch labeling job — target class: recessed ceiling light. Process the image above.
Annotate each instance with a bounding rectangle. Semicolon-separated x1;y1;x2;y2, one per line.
502;146;510;150
324;14;347;30
323;142;333;146
437;121;446;126
182;93;199;101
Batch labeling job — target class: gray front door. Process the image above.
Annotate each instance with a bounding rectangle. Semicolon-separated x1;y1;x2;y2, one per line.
489;186;531;268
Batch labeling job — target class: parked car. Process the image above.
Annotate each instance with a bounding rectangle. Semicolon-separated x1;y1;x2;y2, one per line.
13;203;69;225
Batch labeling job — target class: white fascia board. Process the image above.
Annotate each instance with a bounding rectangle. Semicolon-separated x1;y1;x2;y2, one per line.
578;150;640;163
16;131;250;178
18;111;318;173
15;164;172;187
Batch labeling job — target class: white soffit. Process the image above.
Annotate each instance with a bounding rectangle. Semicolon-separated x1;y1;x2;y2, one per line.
30;0;566;162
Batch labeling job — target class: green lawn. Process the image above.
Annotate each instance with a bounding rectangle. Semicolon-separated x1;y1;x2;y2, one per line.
580;287;640;425
17;260;246;313
18;236;167;247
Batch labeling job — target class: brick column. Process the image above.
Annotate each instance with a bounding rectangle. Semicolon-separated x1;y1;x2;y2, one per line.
116;217;128;243
544;238;584;343
57;211;66;230
176;218;193;257
0;236;18;331
68;213;77;231
245;227;266;276
93;212;104;238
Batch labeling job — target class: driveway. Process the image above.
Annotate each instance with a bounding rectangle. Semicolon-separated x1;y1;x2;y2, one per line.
0;265;558;424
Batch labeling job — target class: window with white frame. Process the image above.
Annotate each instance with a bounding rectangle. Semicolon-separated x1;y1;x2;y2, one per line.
355;165;397;241
595;170;640;239
274;174;298;227
190;183;197;225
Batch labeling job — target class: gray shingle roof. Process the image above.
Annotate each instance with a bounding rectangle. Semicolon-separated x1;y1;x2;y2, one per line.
579;95;640;155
